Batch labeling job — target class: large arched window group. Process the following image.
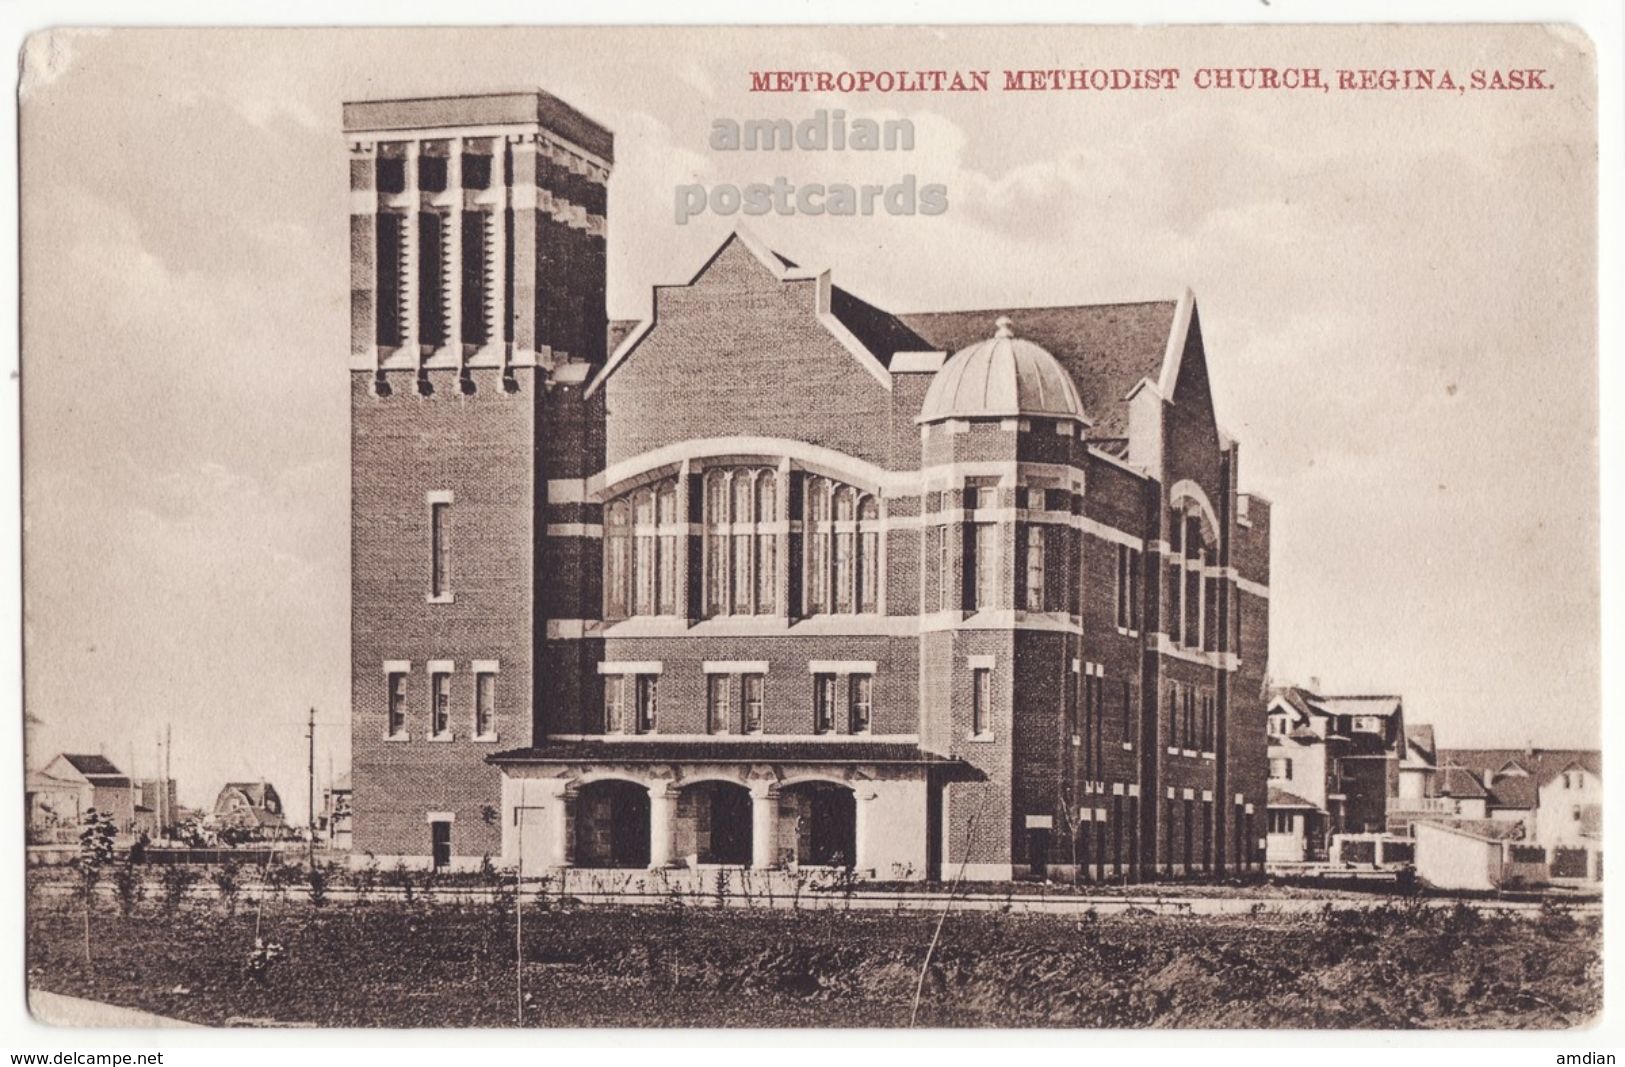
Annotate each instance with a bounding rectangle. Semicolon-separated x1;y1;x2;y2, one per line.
704;467;778;617
604;478;679;619
801;476;880;616
1169;498;1219;651
603;466;883;621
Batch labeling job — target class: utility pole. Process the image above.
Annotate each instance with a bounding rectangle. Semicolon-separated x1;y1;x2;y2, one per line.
164;722;172;837
306;707;317;869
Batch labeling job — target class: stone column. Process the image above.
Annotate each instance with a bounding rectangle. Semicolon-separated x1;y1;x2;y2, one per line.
750;784;778;870
545;789;570;868
648;784;674;869
853;788;875;874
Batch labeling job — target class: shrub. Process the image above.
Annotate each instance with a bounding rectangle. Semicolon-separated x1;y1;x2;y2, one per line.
352;855;380;905
245;937;286;985
212;860;244;915
390;860;416;905
159;864;200;913
112;861;145;918
307;863;332;907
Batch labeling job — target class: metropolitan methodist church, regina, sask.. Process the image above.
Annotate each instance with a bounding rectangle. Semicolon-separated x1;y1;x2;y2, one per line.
344;89;1272;882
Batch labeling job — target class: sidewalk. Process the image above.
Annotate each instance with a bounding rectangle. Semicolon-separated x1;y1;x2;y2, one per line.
27;989;198;1029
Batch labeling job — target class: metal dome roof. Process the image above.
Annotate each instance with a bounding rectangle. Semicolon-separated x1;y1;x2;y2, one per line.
916;316;1087;425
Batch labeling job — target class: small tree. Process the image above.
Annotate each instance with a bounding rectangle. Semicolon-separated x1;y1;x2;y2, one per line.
306;862;332;907
212;859;244;916
111;860;145;918
159;863;200;914
73;808;117;962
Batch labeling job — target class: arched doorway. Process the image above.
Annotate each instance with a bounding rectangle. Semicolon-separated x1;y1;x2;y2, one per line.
574;780;651;868
678;781;753;866
782;781;856;868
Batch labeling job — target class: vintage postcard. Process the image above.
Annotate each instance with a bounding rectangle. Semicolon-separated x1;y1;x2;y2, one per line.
15;21;1602;1036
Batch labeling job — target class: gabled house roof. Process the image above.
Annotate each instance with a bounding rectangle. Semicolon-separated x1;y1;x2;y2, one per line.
592;230;1189;441
1437;748;1601;792
1436;766;1489;800
217;782;278;808
1267;787;1323;812
1405;723;1437;766
54;753;132;788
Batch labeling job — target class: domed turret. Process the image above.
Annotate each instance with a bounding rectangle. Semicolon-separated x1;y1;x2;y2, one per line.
916;316;1086;425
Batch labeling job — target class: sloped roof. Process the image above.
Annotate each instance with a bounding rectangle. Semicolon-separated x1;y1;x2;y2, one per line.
1407;724;1436;760
898;302;1176;439
1437;766;1489;799
1438;749;1601;790
1315;695;1402;719
61;753;124;778
1418;818;1527;843
1485;775;1539;811
917;318;1088;425
1267;787;1323;811
220;782;275;807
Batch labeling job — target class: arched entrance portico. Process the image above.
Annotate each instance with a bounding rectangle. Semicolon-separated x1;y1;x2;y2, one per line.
677;780;753;866
573;779;651;868
781;781;856;868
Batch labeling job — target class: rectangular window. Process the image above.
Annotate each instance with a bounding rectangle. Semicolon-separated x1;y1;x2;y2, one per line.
375;212;405;347
936;524;950;612
858;529;879;614
474;672;496;738
972;523;999;611
1269;757;1292;780
1129;548;1141;625
849;674;873;734
1065;671;1079;739
430;671;451;738
1185;568;1201;648
742;673;765;733
430;500;452;599
603;675;625;734
972;667;992;736
1116;543;1129;628
635;675;658;734
813;673;837;734
460;211;488;347
1068;527;1082;616
1023;525;1045;611
1170;559;1184;643
418;211;446;347
386;671;408;738
1167;684;1178;747
1121;679;1133;737
707;674;731;735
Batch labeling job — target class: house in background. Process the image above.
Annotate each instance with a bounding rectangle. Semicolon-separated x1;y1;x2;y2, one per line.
1436;749;1600;847
321;773;353;849
212;781;288;839
1264;686;1423;861
27;753;138;843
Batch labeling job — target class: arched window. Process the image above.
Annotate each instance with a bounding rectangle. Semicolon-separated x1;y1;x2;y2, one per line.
1168;499;1217;649
702;466;778;617
603;477;680;620
801;474;880;615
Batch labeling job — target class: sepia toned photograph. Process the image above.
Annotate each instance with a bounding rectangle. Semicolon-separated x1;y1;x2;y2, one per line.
14;19;1603;1035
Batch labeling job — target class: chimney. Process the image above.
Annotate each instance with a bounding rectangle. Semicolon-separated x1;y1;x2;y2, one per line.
1483;767;1495;788
1308;676;1322;693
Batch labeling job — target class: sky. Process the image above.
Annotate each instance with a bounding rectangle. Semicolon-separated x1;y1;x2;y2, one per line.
19;24;1598;820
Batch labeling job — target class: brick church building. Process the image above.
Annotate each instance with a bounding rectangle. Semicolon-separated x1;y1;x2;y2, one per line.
344;91;1273;881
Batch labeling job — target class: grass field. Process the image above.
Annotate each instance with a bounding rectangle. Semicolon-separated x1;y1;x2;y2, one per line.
26;882;1600;1029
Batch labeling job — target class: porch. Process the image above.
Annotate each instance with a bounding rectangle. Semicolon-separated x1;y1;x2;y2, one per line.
490;741;959;881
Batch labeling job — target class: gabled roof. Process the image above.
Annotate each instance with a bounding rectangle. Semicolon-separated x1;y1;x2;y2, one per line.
1485;775;1539;811
594;231;1189;441
1315;695;1402;719
1436;766;1489;800
61;753;124;778
219;782;276;807
1407;724;1436;760
1267;787;1323;812
1438;749;1601;791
